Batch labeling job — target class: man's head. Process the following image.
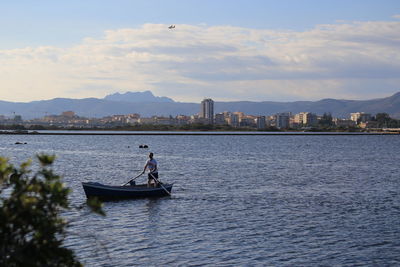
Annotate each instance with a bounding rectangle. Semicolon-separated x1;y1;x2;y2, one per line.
149;152;154;159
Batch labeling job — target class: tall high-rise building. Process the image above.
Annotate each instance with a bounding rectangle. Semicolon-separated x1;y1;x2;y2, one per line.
200;98;214;124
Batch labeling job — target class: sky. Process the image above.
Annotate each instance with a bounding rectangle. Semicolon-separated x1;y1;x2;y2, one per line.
0;0;399;103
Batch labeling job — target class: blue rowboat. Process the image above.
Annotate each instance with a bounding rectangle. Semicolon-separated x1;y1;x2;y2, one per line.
82;182;173;200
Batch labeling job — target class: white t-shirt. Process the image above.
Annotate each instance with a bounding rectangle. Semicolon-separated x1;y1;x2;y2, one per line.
146;158;158;173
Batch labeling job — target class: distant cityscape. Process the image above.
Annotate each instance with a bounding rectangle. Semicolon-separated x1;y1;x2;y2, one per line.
0;98;399;131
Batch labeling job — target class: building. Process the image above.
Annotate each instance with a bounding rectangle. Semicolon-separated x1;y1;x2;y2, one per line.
333;118;356;127
289;116;300;128
256;116;266;129
176;115;191;125
240;115;257;127
265;115;275;127
293;113;303;125
200;98;214;124
294;112;318;126
275;113;291;129
214;113;226;125
229;113;240;127
305;113;318;126
125;114;140;124
350;112;371;124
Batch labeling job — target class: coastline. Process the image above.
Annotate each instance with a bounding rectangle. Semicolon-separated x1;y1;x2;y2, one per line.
1;130;399;136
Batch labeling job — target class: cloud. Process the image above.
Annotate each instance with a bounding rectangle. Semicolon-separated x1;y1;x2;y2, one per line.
0;21;400;102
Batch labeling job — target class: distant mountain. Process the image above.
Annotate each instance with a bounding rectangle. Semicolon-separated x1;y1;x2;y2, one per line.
216;92;400;119
0;91;399;120
306;92;400;118
104;91;174;103
0;98;195;119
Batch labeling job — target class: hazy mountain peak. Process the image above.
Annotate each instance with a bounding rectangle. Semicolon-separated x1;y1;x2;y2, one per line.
104;91;174;103
1;91;399;119
390;91;400;99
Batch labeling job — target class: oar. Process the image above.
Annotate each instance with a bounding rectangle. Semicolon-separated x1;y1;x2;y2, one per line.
122;172;144;186
149;172;171;196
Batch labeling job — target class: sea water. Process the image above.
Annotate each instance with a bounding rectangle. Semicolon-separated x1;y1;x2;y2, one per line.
1;134;399;266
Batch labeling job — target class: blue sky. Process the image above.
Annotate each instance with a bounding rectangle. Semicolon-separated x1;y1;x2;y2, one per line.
1;0;398;48
0;0;399;102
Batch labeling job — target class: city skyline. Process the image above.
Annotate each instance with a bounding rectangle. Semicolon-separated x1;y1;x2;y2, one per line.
1;90;400;120
0;1;399;103
2;107;398;131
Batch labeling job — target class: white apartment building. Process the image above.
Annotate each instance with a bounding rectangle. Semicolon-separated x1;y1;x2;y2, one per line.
294;112;318;126
350;112;371;123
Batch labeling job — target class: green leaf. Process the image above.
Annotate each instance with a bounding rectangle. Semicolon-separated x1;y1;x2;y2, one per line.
86;197;106;216
37;154;56;166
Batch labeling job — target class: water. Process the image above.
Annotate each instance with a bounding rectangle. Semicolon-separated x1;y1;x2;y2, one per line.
1;134;399;266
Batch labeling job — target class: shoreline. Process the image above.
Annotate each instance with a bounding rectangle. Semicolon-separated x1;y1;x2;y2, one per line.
0;131;399;136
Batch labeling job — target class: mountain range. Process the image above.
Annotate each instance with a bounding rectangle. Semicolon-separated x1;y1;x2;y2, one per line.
1;91;400;120
104;91;174;103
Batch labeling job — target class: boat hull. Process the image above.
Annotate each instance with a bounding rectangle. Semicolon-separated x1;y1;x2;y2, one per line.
82;182;173;200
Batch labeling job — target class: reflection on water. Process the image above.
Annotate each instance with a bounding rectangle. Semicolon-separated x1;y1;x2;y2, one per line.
0;134;399;266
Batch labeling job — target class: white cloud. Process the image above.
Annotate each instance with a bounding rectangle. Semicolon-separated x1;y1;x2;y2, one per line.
0;21;400;102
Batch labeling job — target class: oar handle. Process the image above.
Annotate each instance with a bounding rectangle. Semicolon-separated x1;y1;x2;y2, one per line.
122;172;144;186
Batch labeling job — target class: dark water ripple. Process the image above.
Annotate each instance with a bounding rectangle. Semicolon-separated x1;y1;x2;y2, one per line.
1;134;399;266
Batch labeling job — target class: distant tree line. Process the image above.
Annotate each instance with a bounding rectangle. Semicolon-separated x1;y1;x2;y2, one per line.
0;123;277;132
373;113;400;128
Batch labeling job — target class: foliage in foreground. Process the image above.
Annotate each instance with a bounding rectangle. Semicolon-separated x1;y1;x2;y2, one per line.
0;154;104;266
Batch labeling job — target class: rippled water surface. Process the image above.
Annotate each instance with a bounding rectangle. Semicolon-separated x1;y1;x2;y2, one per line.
1;134;399;266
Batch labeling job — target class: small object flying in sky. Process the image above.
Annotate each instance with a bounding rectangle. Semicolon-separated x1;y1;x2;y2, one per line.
168;25;175;29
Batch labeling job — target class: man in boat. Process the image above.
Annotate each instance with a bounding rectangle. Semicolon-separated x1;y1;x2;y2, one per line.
142;152;159;187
